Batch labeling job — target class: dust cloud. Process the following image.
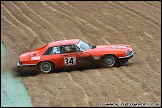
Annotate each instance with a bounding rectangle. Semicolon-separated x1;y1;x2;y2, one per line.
1;53;39;77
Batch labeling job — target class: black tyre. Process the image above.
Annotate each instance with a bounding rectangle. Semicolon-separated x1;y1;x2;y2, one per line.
101;55;118;67
38;62;54;73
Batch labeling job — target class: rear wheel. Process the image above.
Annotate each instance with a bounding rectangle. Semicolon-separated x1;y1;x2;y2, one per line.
38;61;54;73
101;55;118;67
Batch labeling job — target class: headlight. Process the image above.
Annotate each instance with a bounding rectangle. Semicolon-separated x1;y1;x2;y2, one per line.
126;50;131;56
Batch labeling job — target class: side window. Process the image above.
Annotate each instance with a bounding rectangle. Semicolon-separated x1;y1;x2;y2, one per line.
74;45;80;52
43;46;60;55
51;46;60;54
60;45;80;53
43;47;53;55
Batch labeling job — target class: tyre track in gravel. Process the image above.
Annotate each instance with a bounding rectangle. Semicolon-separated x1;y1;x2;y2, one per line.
64;72;90;106
51;1;102;39
47;1;101;43
1;16;29;52
119;66;161;102
24;1;70;40
82;69;123;104
41;1;86;40
67;71;107;106
106;1;161;74
111;1;160;28
1;3;44;45
10;1;54;43
22;73;74;107
98;0;159;103
86;68;125;103
142;1;161;11
1;5;34;53
83;2;145;101
1;3;44;52
3;2;49;44
21;1;63;41
50;1;118;39
43;1;103;41
144;1;161;10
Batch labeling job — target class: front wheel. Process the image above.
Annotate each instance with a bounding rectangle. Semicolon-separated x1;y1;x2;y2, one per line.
38;62;54;73
101;55;118;67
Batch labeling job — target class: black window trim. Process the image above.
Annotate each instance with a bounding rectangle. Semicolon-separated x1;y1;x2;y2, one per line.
42;44;81;55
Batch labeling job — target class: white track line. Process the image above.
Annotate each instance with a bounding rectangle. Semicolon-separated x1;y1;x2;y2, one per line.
101;37;111;44
144;32;153;38
95;19;120;33
41;1;69;18
2;14;17;28
52;2;73;13
61;1;75;8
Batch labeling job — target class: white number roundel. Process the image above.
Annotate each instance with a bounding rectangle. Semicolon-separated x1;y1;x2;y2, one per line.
64;57;76;66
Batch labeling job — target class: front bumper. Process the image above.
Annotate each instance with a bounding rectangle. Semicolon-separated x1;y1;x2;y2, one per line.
118;51;134;59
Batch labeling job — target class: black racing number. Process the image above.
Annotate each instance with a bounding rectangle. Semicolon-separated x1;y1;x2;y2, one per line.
65;58;69;65
69;58;74;64
64;57;76;66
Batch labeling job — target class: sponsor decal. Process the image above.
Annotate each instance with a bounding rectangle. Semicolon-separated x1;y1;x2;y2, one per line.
31;56;40;60
112;46;127;49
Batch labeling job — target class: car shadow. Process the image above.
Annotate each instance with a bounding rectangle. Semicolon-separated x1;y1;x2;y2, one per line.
116;62;135;67
54;65;101;73
13;62;135;77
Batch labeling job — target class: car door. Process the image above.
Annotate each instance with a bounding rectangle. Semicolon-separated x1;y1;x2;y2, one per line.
59;45;79;69
77;51;91;67
59;45;91;69
73;45;91;68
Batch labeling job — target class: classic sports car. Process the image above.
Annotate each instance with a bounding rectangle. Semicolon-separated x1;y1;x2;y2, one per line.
17;39;134;73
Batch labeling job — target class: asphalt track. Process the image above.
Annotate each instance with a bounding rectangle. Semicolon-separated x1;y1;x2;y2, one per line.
1;41;33;107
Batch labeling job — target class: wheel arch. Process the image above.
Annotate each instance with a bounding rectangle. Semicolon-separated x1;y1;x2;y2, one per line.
101;54;119;63
101;54;118;60
37;60;55;67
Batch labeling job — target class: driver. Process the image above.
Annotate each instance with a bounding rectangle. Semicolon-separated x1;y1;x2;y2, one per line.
65;46;72;52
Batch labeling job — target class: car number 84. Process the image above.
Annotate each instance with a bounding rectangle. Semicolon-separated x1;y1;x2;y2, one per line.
64;57;76;66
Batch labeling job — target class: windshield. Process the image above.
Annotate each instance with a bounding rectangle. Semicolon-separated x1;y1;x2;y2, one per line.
77;40;91;51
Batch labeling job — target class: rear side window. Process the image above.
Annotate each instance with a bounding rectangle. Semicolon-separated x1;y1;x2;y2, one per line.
43;46;60;55
51;47;60;54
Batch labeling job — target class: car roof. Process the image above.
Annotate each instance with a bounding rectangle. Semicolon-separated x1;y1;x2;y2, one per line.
48;39;80;47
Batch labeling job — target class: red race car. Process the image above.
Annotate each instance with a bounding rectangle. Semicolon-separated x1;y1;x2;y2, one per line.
17;39;134;73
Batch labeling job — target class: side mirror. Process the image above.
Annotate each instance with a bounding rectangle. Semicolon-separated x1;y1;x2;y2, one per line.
80;49;84;53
